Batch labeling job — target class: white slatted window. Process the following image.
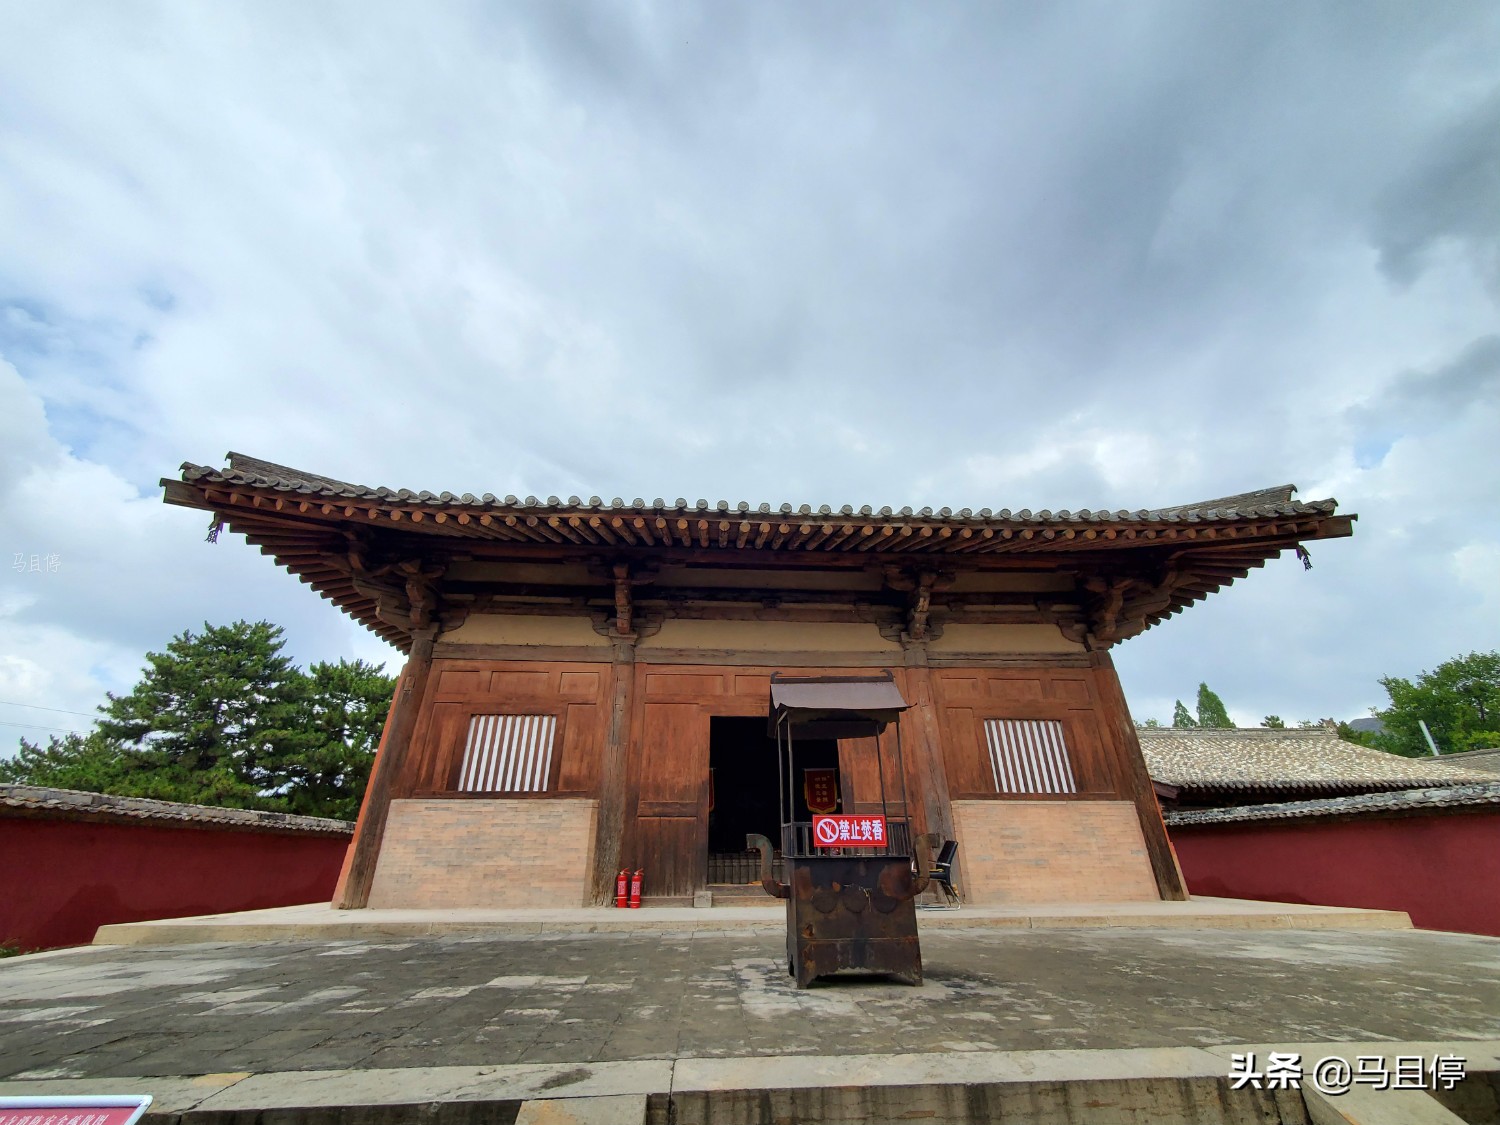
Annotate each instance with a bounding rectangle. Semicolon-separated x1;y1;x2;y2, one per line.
458;714;557;793
983;718;1077;795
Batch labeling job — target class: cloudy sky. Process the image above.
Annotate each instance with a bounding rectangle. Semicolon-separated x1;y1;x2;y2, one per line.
2;1;1497;750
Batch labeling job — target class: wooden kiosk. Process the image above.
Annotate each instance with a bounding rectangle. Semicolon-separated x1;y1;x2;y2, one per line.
160;455;1355;917
751;672;932;987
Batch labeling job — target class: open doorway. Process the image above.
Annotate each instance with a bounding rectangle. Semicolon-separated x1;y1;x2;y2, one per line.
706;716;838;884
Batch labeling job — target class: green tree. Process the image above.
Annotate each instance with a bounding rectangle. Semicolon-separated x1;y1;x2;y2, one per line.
1371;651;1500;757
267;659;395;820
93;620;305;809
1261;715;1286;729
0;730;137;790
1195;683;1233;728
1171;700;1197;728
3;621;394;819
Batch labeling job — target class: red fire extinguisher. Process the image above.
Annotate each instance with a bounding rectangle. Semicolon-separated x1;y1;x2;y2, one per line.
628;868;643;909
615;869;629;909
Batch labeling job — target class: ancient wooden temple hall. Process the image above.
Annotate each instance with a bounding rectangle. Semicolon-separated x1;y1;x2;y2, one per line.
162;454;1355;913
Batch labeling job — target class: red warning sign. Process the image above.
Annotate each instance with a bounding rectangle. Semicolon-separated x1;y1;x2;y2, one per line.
812;814;887;848
0;1098;153;1125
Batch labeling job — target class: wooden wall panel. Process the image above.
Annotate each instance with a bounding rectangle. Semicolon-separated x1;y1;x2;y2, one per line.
402;702;470;797
402;659;614;799
489;670;551;695
637;702;708;815
558;703;602;793
436;670;482;695
636;816;702;898
645;672;724;697
838;725;915;821
838;735;881;814
938;706;991;799
559;671;602;698
1062;710;1118;794
988;678;1044;702
932;667;1123;801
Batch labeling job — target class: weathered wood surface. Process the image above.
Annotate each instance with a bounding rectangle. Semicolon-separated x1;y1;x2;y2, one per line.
589;639;637;903
338;653;1186;907
1089;651;1188;900
333;629;436;909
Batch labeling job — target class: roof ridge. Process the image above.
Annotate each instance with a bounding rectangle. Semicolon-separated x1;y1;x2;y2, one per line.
1165;780;1500;826
1151;484;1300;515
184;456;1341;523
0;783;353;832
224;452;370;493
1139;726;1336;737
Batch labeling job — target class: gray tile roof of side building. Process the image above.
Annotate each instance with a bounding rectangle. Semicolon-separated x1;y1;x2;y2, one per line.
1138;727;1499;794
179;453;1340;524
1425;747;1500;774
1164;781;1500;826
0;784;354;835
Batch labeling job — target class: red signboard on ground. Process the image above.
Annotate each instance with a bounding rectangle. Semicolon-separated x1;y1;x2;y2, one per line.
0;1097;152;1125
812;814;887;848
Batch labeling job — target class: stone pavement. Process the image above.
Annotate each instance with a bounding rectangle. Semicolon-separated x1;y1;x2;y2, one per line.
3;926;1499;1082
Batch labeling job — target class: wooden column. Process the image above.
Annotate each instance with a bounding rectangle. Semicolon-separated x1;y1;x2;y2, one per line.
900;649;956;851
589;634;638;904
332;628;438;910
1090;649;1188;901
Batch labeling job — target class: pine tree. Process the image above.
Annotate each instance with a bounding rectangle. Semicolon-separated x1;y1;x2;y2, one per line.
4;621;394;818
1195;683;1233;728
1171;700;1197;728
94;620;303;809
267;659;395;820
0;731;138;791
1261;715;1286;729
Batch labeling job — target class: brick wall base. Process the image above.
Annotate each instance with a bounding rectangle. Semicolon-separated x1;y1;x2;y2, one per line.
951;799;1160;904
367;798;598;909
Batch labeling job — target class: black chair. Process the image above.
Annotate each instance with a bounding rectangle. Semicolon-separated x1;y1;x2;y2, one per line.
930;839;960;905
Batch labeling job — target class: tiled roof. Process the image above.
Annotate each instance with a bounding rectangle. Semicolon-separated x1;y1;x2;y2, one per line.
1425;747;1500;774
1164;781;1500;826
181;454;1339;524
163;454;1356;653
1139;727;1498;794
0;784;354;835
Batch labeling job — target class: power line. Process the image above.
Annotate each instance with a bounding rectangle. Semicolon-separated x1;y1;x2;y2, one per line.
0;720;90;735
0;700;100;718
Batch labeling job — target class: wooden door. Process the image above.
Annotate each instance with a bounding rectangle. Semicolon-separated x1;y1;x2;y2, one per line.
630;700;710;897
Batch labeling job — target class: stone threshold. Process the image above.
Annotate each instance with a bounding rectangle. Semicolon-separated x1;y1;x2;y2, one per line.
91;896;1412;946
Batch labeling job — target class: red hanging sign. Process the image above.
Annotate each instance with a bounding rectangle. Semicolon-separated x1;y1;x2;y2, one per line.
803;768;839;814
812;814;887;848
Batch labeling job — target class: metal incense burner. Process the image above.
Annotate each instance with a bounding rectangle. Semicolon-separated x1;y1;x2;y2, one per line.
748;672;936;987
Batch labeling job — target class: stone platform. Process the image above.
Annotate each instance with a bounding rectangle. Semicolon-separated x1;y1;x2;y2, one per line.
91;895;1412;945
4;924;1499;1123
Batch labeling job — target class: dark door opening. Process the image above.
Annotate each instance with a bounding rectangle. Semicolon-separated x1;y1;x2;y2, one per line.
707;716;838;884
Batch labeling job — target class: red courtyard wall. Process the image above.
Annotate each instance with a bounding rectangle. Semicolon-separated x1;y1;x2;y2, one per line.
1169;811;1500;937
0;817;349;951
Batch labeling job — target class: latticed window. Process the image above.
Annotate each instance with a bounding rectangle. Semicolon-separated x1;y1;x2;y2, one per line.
982;718;1077;795
458;714;557;793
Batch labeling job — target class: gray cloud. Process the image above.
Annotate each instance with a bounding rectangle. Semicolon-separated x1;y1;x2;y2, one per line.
1;0;1498;741
1375;90;1500;291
